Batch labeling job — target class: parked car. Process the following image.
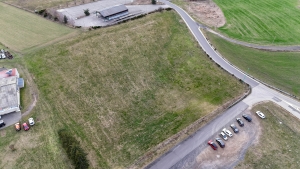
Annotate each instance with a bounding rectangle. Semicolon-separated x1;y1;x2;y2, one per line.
256;111;265;119
230;124;239;133
222;128;233;137
28;117;35;126
0;120;5;128
215;138;225;148
219;132;228;141
22;123;30;131
15;123;21;131
236;118;244;127
208;140;218;150
242;114;252;122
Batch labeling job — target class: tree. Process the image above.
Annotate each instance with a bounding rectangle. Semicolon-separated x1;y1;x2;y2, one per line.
152;0;156;4
83;9;90;16
64;15;68;24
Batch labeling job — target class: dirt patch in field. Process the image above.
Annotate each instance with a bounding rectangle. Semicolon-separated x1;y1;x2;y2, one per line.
185;0;225;27
193;109;262;169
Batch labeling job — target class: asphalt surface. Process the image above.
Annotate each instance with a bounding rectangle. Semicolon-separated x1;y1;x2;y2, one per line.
147;0;300;169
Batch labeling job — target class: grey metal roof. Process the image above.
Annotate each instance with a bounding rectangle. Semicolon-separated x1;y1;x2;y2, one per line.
99;4;128;18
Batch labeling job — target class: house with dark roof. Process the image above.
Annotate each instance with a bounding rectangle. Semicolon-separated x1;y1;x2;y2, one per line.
98;4;128;21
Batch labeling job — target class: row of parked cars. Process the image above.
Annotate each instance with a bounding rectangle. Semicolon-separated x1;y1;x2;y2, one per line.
208;112;263;150
208;111;266;150
15;118;35;131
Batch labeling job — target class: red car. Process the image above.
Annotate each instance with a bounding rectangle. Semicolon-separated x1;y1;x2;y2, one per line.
208;140;218;150
22;123;30;131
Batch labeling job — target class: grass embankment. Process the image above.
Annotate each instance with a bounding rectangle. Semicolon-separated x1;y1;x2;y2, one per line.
9;11;246;168
237;102;300;168
214;0;300;45
205;31;300;97
0;2;75;52
3;0;95;10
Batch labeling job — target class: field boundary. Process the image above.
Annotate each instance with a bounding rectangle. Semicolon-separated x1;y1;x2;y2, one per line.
204;27;300;52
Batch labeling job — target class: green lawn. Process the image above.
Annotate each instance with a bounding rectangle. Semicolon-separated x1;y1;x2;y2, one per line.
206;31;300;97
214;0;300;45
0;2;75;52
3;11;246;168
236;102;300;168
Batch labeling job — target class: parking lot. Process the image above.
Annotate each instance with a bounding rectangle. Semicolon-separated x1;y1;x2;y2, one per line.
171;108;263;169
56;0;169;27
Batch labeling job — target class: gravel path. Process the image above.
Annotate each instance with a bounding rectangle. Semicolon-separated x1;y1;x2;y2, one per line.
199;24;300;52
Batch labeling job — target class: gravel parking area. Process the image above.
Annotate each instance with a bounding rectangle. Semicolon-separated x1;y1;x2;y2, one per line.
56;0;169;27
171;108;262;169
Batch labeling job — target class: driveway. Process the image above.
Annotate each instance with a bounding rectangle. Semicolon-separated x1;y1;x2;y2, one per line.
0;111;21;130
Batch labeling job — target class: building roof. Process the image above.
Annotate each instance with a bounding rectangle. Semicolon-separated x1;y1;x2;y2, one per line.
0;68;21;115
99;4;128;18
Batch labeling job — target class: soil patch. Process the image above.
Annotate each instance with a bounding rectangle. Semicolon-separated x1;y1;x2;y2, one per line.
185;0;225;27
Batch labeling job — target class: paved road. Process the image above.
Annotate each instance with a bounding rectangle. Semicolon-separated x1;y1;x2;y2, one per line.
147;1;300;169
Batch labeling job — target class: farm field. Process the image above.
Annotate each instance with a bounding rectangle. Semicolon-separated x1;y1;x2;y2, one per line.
236;102;300;168
0;2;75;52
0;11;247;168
214;0;300;45
205;31;300;97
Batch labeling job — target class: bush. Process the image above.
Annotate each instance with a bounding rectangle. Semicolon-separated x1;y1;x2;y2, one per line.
58;129;89;169
152;0;156;4
64;15;68;24
84;9;90;16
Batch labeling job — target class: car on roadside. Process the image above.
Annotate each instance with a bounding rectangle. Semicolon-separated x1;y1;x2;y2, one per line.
215;138;225;148
23;123;30;131
256;111;265;119
242;114;252;122
28;117;35;126
236;118;244;127
0;120;5;128
230;124;239;133
15;123;21;131
222;128;233;137
208;140;218;150
219;132;228;141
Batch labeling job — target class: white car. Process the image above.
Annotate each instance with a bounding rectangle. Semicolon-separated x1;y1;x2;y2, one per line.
28;118;35;126
219;131;228;141
222;128;233;137
256;111;265;119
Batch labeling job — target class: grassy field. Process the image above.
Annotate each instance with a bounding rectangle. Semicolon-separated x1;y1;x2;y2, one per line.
236;102;300;168
213;0;300;45
2;0;98;10
0;11;247;168
0;2;75;52
205;31;300;97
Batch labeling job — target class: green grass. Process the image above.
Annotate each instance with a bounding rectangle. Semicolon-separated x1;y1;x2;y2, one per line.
206;31;300;97
6;11;247;168
0;2;75;52
214;0;300;45
236;102;300;168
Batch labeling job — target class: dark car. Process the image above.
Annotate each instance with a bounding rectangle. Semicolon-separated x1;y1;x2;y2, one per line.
215;138;225;148
236;118;244;127
242;114;252;122
23;123;30;131
0;120;5;128
230;124;239;133
208;140;218;150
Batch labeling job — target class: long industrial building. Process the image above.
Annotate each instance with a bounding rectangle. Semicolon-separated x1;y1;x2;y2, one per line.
0;68;24;115
98;4;129;21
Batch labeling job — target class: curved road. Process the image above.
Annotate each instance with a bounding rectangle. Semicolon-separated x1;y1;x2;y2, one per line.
146;1;300;169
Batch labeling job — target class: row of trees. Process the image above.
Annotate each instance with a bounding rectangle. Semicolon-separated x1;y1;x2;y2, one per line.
58;129;89;169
